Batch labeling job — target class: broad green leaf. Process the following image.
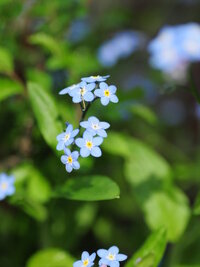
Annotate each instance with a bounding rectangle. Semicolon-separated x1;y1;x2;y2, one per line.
131;104;158;125
125;228;167;267
26;68;52;91
0;78;23;101
27;82;63;150
26;248;74;267
0;46;14;74
193;193;200;215
53;175;120;201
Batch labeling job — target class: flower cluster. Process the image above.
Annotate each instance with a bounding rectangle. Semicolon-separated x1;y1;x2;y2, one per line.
57;75;118;173
148;22;200;74
73;246;127;267
0;173;15;201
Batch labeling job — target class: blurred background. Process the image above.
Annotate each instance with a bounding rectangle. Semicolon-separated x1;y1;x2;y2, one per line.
1;0;200;266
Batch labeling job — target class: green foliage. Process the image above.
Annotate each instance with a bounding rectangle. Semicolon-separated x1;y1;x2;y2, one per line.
0;46;14;74
0;78;23;101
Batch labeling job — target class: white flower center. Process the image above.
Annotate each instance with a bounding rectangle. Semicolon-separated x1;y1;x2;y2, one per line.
80;87;86;96
107;254;115;261
92;123;100;130
64;134;70;141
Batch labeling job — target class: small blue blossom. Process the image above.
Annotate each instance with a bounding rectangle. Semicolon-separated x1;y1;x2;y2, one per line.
75;131;103;158
71;81;95;103
56;124;79;151
59;83;80;96
97;246;127;267
61;148;80;173
0;173;15;200
73;251;96;267
94;82;119;106
80;116;110;138
81;75;110;83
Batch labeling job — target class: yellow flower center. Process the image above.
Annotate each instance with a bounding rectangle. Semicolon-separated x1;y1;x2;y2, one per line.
80;87;86;96
104;89;110;97
83;259;89;267
65;134;70;141
67;156;73;164
86;141;93;149
92;124;99;130
91;75;99;79
107;254;115;261
1;182;8;190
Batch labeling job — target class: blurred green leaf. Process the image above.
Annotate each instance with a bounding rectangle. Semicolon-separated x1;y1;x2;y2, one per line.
26;248;74;267
193;193;200;215
0;46;14;74
53;175;120;201
26;68;52;91
0;78;23;101
125;228;167;267
131;104;158;125
27;82;63;150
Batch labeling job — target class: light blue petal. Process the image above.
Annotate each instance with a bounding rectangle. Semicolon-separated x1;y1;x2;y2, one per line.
97;129;107;137
99;82;108;90
61;155;68;164
99;122;110;129
80;148;90;157
83;131;93;140
59;88;69;95
109;85;117;94
109;246;119;255
72;151;79;160
91;147;102;157
80;121;90;128
71;129;79;138
93;137;103;146
56;132;65;141
66;124;73;133
79;81;87;88
66;164;73;173
89;252;96;262
56;141;64;151
7;185;15;196
116;254;127;261
110;95;119;103
101;97;110;106
99;258;109;266
73;95;81;103
0;192;6;200
65;138;74;147
84;92;94;102
110;261;120;267
97;249;108;258
82;251;90;261
87;128;96;136
87;83;96;91
73;260;82;267
94;89;103;97
88;116;99;124
75;138;84;148
64;148;71;155
72;161;80;170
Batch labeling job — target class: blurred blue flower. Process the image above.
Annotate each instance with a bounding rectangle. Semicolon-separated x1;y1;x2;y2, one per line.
0;173;15;200
71;81;95;103
75;131;103;158
73;251;96;267
148;23;200;73
94;82;119;106
97;31;145;67
56;124;79;151
61;148;80;173
81;75;110;83
80;116;110;137
67;18;90;43
97;246;127;267
59;83;80;96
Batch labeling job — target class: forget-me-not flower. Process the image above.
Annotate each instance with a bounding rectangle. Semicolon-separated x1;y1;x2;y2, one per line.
73;251;96;267
61;148;80;173
56;124;79;151
81;75;110;83
75;131;103;157
80;116;110;138
97;246;127;267
94;82;119;106
59;83;80;97
71;81;95;103
0;173;15;200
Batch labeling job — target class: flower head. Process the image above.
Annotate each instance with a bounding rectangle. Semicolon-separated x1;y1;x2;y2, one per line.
75;131;103;158
80;116;110;138
81;75;110;83
61;148;80;173
59;84;80;96
94;82;119;106
71;81;95;103
0;173;15;200
73;251;96;267
56;124;79;151
97;246;127;267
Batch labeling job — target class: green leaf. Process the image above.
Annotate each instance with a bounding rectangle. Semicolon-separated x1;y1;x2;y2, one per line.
131;104;158;125
0;78;23;101
125;228;167;267
0;46;14;74
27;82;63;150
193;193;200;215
26;248;74;267
53;175;120;201
26;68;52;91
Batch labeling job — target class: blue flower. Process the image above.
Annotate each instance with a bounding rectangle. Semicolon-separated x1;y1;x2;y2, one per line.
75;131;103;158
94;82;119;106
0;173;15;200
61;148;80;173
97;246;127;267
56;124;79;151
59;83;80;96
81;75;110;83
71;81;95;103
80;116;110;138
73;251;96;267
